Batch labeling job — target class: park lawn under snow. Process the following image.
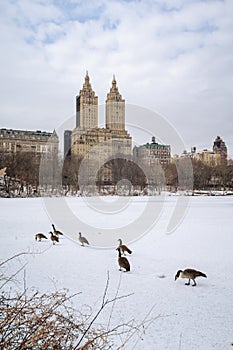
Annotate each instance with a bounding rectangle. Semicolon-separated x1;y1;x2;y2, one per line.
0;195;233;349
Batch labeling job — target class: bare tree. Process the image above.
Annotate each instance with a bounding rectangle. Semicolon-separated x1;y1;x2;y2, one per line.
62;155;83;194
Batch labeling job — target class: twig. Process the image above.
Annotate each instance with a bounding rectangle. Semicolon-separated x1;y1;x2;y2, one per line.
0;247;51;268
73;274;133;350
179;333;182;350
0;263;28;290
116;304;158;350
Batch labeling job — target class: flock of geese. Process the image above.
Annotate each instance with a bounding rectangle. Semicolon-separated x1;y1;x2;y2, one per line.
35;225;207;286
35;225;89;247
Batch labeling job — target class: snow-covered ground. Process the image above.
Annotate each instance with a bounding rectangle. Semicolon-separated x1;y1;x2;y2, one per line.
1;195;233;349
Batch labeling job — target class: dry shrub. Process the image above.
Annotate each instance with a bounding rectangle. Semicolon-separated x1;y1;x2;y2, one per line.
0;253;156;349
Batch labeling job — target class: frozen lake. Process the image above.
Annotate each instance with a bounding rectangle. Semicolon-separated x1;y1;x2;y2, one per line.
1;195;233;349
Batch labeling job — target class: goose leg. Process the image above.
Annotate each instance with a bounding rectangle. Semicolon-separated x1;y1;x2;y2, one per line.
192;280;196;286
185;279;190;285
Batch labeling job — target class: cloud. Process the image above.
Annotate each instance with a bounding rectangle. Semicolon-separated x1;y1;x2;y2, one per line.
0;0;232;156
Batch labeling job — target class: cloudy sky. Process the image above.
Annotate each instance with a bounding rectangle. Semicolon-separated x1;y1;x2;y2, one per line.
0;0;232;156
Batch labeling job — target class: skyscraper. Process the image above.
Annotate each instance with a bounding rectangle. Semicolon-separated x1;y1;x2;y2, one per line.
106;75;125;131
70;73;132;185
76;71;98;130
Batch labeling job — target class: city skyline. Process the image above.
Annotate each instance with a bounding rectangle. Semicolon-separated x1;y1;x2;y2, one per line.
0;0;232;156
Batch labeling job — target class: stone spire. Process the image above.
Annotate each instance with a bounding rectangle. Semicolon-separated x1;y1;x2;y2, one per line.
106;75;123;102
82;70;92;91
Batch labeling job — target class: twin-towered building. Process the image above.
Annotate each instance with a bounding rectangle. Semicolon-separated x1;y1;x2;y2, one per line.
65;72;171;172
68;72;132;164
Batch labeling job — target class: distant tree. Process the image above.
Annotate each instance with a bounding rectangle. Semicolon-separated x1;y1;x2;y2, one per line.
39;152;61;193
62;155;83;194
164;163;178;191
212;164;233;190
226;165;233;189
0;150;62;196
191;159;212;190
164;159;233;191
0;152;40;195
97;158;147;193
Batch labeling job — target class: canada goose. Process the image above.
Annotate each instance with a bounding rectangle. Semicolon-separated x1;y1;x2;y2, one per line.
49;231;59;245
117;239;132;255
79;232;89;247
52;224;63;236
117;247;130;272
175;268;207;286
35;233;47;241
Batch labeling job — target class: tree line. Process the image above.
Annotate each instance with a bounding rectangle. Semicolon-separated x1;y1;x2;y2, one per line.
0;151;233;196
0;151;59;196
165;158;233;191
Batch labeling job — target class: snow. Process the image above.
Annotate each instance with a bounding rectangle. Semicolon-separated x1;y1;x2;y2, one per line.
1;195;233;349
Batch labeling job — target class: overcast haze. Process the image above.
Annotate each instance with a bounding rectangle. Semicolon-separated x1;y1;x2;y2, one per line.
0;0;232;156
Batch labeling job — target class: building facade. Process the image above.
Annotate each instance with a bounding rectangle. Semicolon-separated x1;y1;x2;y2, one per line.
133;136;171;167
0;128;59;158
213;136;227;165
71;73;132;184
194;149;221;167
105;75;125;131
64;130;72;157
175;136;228;167
172;148;221;167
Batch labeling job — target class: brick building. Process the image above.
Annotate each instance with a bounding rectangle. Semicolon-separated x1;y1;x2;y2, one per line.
213;136;227;165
